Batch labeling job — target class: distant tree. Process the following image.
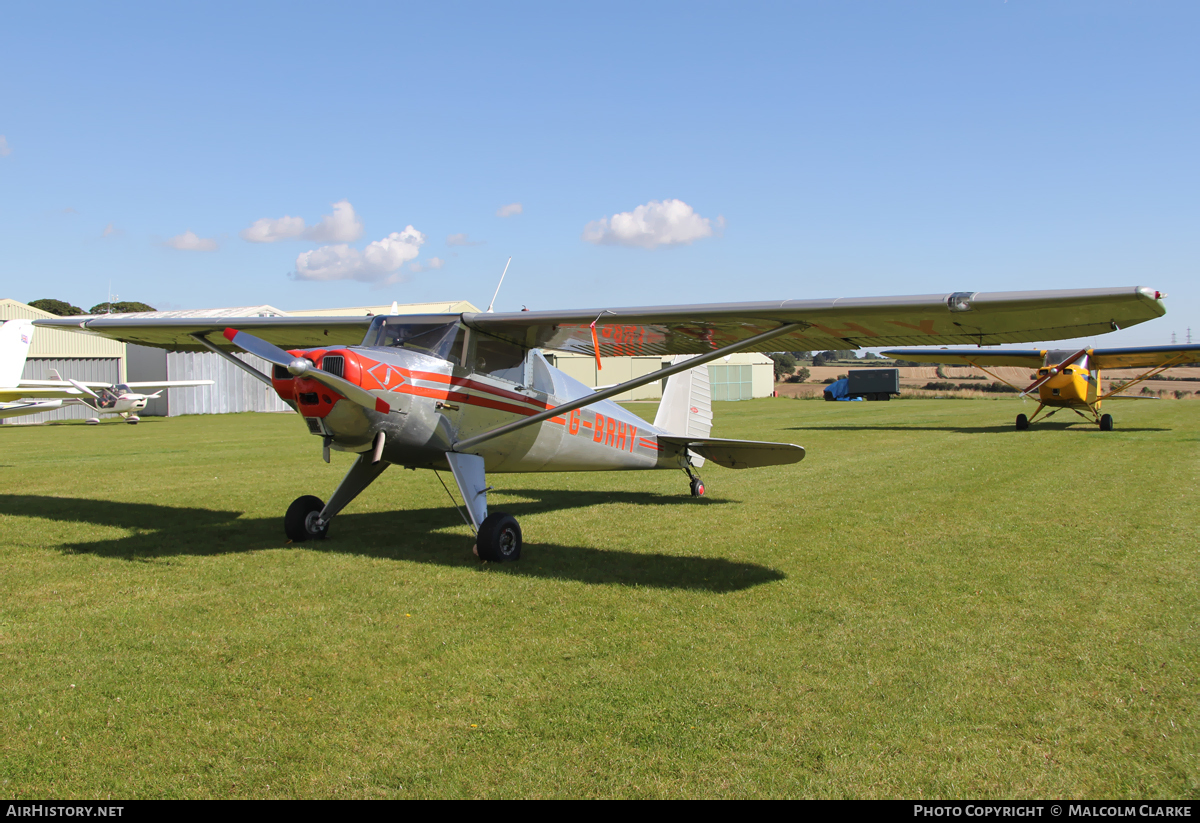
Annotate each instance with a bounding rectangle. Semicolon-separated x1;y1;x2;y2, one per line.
89;301;157;314
788;367;811;384
769;353;797;381
813;350;836;367
863;351;880;360
29;298;86;316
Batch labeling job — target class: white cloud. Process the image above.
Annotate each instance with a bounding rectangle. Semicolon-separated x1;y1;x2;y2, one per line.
239;200;362;243
304;199;363;242
446;233;485;247
165;230;219;251
409;257;445;273
582;199;723;249
240;215;306;243
293;226;426;282
0;135;10;157
496;202;523;218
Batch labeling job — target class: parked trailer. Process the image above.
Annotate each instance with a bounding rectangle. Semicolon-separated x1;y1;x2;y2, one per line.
845;368;900;401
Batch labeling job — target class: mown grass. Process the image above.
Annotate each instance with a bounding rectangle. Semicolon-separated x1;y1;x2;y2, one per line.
0;398;1196;799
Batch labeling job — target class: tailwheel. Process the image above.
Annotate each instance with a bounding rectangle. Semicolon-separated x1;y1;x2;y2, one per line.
1015;414;1029;431
476;512;521;562
285;495;329;542
1100;414;1114;432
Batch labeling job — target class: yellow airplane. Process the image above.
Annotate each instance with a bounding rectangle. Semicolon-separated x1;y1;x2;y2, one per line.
882;344;1200;431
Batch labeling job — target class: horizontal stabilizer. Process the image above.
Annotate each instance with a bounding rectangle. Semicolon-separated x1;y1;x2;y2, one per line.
657;436;805;469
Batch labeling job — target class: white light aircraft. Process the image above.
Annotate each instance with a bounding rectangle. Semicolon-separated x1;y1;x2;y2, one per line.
36;286;1168;560
0;318;213;423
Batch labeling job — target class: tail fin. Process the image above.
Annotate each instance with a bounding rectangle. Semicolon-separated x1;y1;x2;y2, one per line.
0;319;34;388
654;355;713;466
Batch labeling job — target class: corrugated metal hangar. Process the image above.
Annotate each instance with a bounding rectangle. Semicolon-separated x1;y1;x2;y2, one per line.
3;298;774;423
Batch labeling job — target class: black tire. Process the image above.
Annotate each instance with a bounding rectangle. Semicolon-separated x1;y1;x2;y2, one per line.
285;495;328;542
1016;414;1029;431
477;512;521;562
1100;414;1114;432
689;477;706;498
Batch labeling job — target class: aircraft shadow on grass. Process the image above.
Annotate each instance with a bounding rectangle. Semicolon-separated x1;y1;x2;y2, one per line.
786;422;1169;434
0;491;782;594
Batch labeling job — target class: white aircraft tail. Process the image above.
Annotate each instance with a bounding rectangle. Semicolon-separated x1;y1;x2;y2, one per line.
0;319;34;388
654;354;713;467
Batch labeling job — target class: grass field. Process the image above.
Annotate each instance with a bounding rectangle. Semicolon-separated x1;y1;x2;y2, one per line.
1;398;1196;799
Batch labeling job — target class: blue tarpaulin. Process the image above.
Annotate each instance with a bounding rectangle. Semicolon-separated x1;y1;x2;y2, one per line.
822;378;863;401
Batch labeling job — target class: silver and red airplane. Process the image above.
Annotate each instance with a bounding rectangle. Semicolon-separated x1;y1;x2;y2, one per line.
36;285;1168;560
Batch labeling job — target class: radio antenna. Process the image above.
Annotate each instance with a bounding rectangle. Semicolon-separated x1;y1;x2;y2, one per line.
486;257;512;313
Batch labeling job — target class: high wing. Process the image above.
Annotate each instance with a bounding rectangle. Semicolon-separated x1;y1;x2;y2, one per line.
32;287;1166;354
30;315;377;352
882;348;1047;367
1088;345;1200;370
464;287;1166;355
884;343;1200;370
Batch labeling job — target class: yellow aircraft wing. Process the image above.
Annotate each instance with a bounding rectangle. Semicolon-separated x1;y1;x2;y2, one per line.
1089;345;1200;370
33;286;1167;355
885;343;1200;370
881;348;1047;367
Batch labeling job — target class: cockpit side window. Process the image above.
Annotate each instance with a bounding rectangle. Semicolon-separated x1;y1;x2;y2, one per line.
472;332;526;384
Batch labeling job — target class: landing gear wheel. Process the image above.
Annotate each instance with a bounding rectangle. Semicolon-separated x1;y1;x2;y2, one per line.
1100;414;1114;432
126;416;140;424
689;477;706;497
1016;414;1029;431
476;512;521;562
285;495;328;542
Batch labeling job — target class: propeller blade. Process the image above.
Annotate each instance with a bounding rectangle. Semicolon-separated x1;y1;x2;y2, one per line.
222;327;297;368
1020;347;1089;397
222;328;390;415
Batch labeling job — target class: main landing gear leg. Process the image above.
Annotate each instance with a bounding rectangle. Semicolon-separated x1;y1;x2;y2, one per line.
446;452;521;562
284;452;390;542
684;463;706;498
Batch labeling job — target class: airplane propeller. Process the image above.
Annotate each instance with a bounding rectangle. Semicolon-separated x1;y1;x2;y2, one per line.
1020;347;1090;397
222;328;391;414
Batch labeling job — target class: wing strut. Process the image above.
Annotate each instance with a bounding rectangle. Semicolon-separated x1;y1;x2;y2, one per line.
452;322;804;452
189;332;274;387
1098;352;1189;400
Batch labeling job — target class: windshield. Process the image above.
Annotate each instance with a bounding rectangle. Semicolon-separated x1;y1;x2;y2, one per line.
361;318;467;365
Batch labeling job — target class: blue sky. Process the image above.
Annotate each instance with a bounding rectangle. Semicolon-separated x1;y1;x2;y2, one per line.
1;1;1196;348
